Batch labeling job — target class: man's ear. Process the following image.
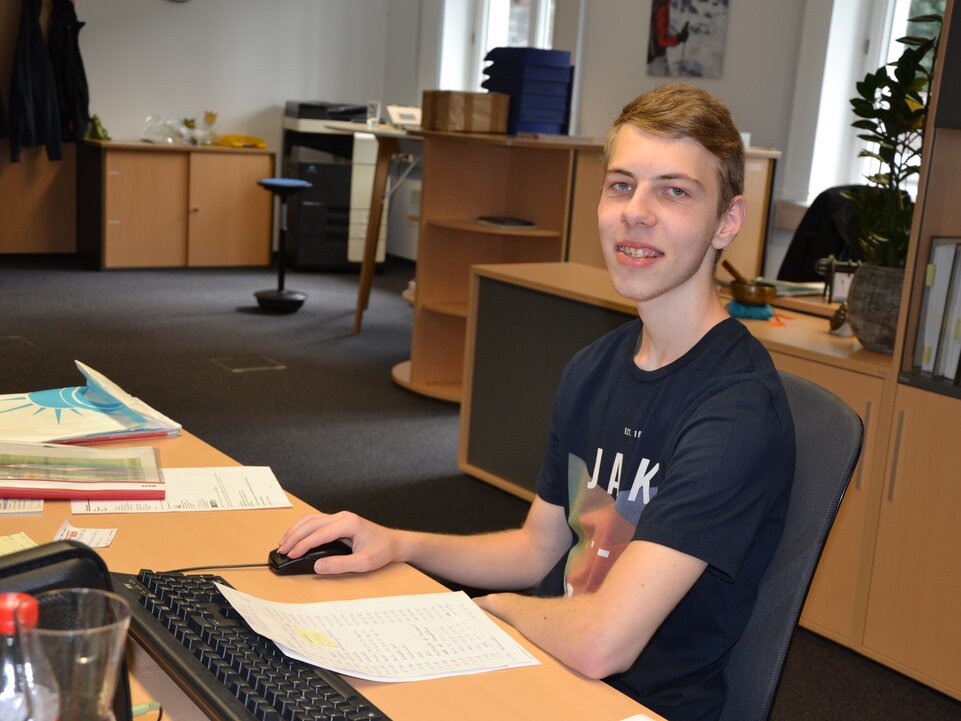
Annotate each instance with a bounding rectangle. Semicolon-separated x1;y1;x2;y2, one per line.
711;196;746;251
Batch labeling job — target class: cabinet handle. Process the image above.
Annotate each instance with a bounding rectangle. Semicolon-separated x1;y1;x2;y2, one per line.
856;400;871;490
190;207;200;213
887;409;905;502
108;170;120;176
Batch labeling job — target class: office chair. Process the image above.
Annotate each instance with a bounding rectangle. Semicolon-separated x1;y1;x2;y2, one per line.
718;372;863;721
776;185;866;282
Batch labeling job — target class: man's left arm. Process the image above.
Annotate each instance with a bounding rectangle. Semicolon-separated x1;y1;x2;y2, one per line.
475;537;707;679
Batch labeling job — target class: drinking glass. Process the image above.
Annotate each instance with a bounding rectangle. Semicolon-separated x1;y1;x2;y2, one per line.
366;100;381;129
18;588;130;721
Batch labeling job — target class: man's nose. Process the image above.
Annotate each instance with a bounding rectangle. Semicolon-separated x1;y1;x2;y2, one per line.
622;190;655;226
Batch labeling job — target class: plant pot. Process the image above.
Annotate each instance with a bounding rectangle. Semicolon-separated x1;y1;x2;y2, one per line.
846;263;905;354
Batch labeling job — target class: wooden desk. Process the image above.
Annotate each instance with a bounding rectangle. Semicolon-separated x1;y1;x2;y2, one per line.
0;431;656;721
317;122;414;335
460;262;891;498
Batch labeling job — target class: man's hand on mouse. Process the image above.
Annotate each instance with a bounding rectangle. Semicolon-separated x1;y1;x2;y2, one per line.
277;511;401;575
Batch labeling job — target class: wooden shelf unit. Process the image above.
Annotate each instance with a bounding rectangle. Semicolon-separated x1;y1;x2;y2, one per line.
393;131;594;401
394;129;779;403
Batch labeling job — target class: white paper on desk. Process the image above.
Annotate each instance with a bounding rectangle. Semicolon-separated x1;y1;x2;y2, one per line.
0;498;43;515
53;519;116;548
69;467;292;514
0;532;38;556
215;584;540;683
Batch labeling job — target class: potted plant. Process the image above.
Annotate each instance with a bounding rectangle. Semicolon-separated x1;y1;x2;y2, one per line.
844;12;942;354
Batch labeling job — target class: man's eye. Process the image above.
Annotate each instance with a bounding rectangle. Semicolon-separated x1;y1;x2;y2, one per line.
667;187;688;198
610;181;632;192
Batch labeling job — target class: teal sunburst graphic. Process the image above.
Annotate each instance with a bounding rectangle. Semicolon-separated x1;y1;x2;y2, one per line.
0;387;126;425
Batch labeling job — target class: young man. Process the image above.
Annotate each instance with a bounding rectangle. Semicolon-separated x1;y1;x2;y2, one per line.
278;83;795;721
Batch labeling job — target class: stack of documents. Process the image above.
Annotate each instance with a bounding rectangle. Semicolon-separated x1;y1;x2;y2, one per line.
0;441;165;500
217;585;540;682
0;361;181;444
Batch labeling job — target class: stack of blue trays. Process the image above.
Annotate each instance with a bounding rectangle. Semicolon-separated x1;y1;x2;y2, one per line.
481;47;573;135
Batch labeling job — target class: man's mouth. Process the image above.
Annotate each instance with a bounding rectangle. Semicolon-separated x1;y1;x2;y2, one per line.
617;244;663;259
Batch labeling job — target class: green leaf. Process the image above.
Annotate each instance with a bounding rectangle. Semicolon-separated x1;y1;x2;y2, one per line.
908;14;943;24
898;36;926;47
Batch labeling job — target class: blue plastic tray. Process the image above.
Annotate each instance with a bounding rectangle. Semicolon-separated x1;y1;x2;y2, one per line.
484;47;572;67
482;76;571;97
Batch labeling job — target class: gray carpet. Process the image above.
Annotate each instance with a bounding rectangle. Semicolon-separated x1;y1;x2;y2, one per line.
1;255;959;720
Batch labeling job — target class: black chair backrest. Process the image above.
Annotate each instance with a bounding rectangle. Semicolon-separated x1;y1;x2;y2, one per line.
719;372;864;721
777;185;866;282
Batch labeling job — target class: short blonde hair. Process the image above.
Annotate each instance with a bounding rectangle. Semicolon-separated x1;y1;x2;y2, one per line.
604;83;745;219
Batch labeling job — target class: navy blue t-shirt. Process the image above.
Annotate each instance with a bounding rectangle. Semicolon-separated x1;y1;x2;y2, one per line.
535;316;795;721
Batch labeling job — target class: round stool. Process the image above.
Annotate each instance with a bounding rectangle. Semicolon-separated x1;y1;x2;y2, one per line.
255;178;312;313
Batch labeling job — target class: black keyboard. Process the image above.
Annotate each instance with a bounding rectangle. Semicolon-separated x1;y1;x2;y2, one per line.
112;570;391;721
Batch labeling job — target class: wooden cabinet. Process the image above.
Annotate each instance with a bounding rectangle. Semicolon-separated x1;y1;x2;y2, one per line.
392;131;593;402
186;152;274;266
79;141;274;269
859;385;961;697
100;149;188;267
766;352;885;646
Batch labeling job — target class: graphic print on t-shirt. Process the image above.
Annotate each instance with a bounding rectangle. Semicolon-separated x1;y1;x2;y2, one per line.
564;450;659;596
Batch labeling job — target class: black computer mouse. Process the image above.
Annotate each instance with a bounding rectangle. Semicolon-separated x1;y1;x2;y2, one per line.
267;540;352;575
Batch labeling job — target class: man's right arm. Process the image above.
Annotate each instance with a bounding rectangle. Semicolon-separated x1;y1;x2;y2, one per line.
276;497;571;591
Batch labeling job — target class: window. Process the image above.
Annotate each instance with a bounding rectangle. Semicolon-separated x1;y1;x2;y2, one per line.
854;0;945;199
471;0;556;90
807;0;945;205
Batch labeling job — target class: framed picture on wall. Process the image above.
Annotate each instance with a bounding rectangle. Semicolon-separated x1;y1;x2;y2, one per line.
647;0;730;78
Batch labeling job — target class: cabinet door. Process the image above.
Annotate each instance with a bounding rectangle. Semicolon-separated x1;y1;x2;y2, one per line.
862;385;961;696
768;352;882;646
187;153;272;266
103;150;188;267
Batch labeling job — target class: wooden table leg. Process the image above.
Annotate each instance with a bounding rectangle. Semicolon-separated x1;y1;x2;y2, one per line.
354;136;400;334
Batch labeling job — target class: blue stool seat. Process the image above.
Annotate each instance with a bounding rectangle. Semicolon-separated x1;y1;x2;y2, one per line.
258;177;312;199
255;177;312;313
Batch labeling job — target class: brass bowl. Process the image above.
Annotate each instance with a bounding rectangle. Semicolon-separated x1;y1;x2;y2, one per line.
730;281;777;306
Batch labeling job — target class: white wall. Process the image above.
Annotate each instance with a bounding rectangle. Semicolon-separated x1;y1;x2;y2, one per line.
386;0;427;107
71;0;850;219
75;0;405;154
553;0;806;151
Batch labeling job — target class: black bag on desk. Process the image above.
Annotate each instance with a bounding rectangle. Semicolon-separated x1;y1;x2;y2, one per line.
0;540;133;721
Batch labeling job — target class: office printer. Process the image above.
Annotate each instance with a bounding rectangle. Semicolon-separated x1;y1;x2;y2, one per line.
284;101;367;122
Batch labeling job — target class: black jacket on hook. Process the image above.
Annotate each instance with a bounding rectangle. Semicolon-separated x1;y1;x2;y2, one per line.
48;0;90;142
9;0;63;162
